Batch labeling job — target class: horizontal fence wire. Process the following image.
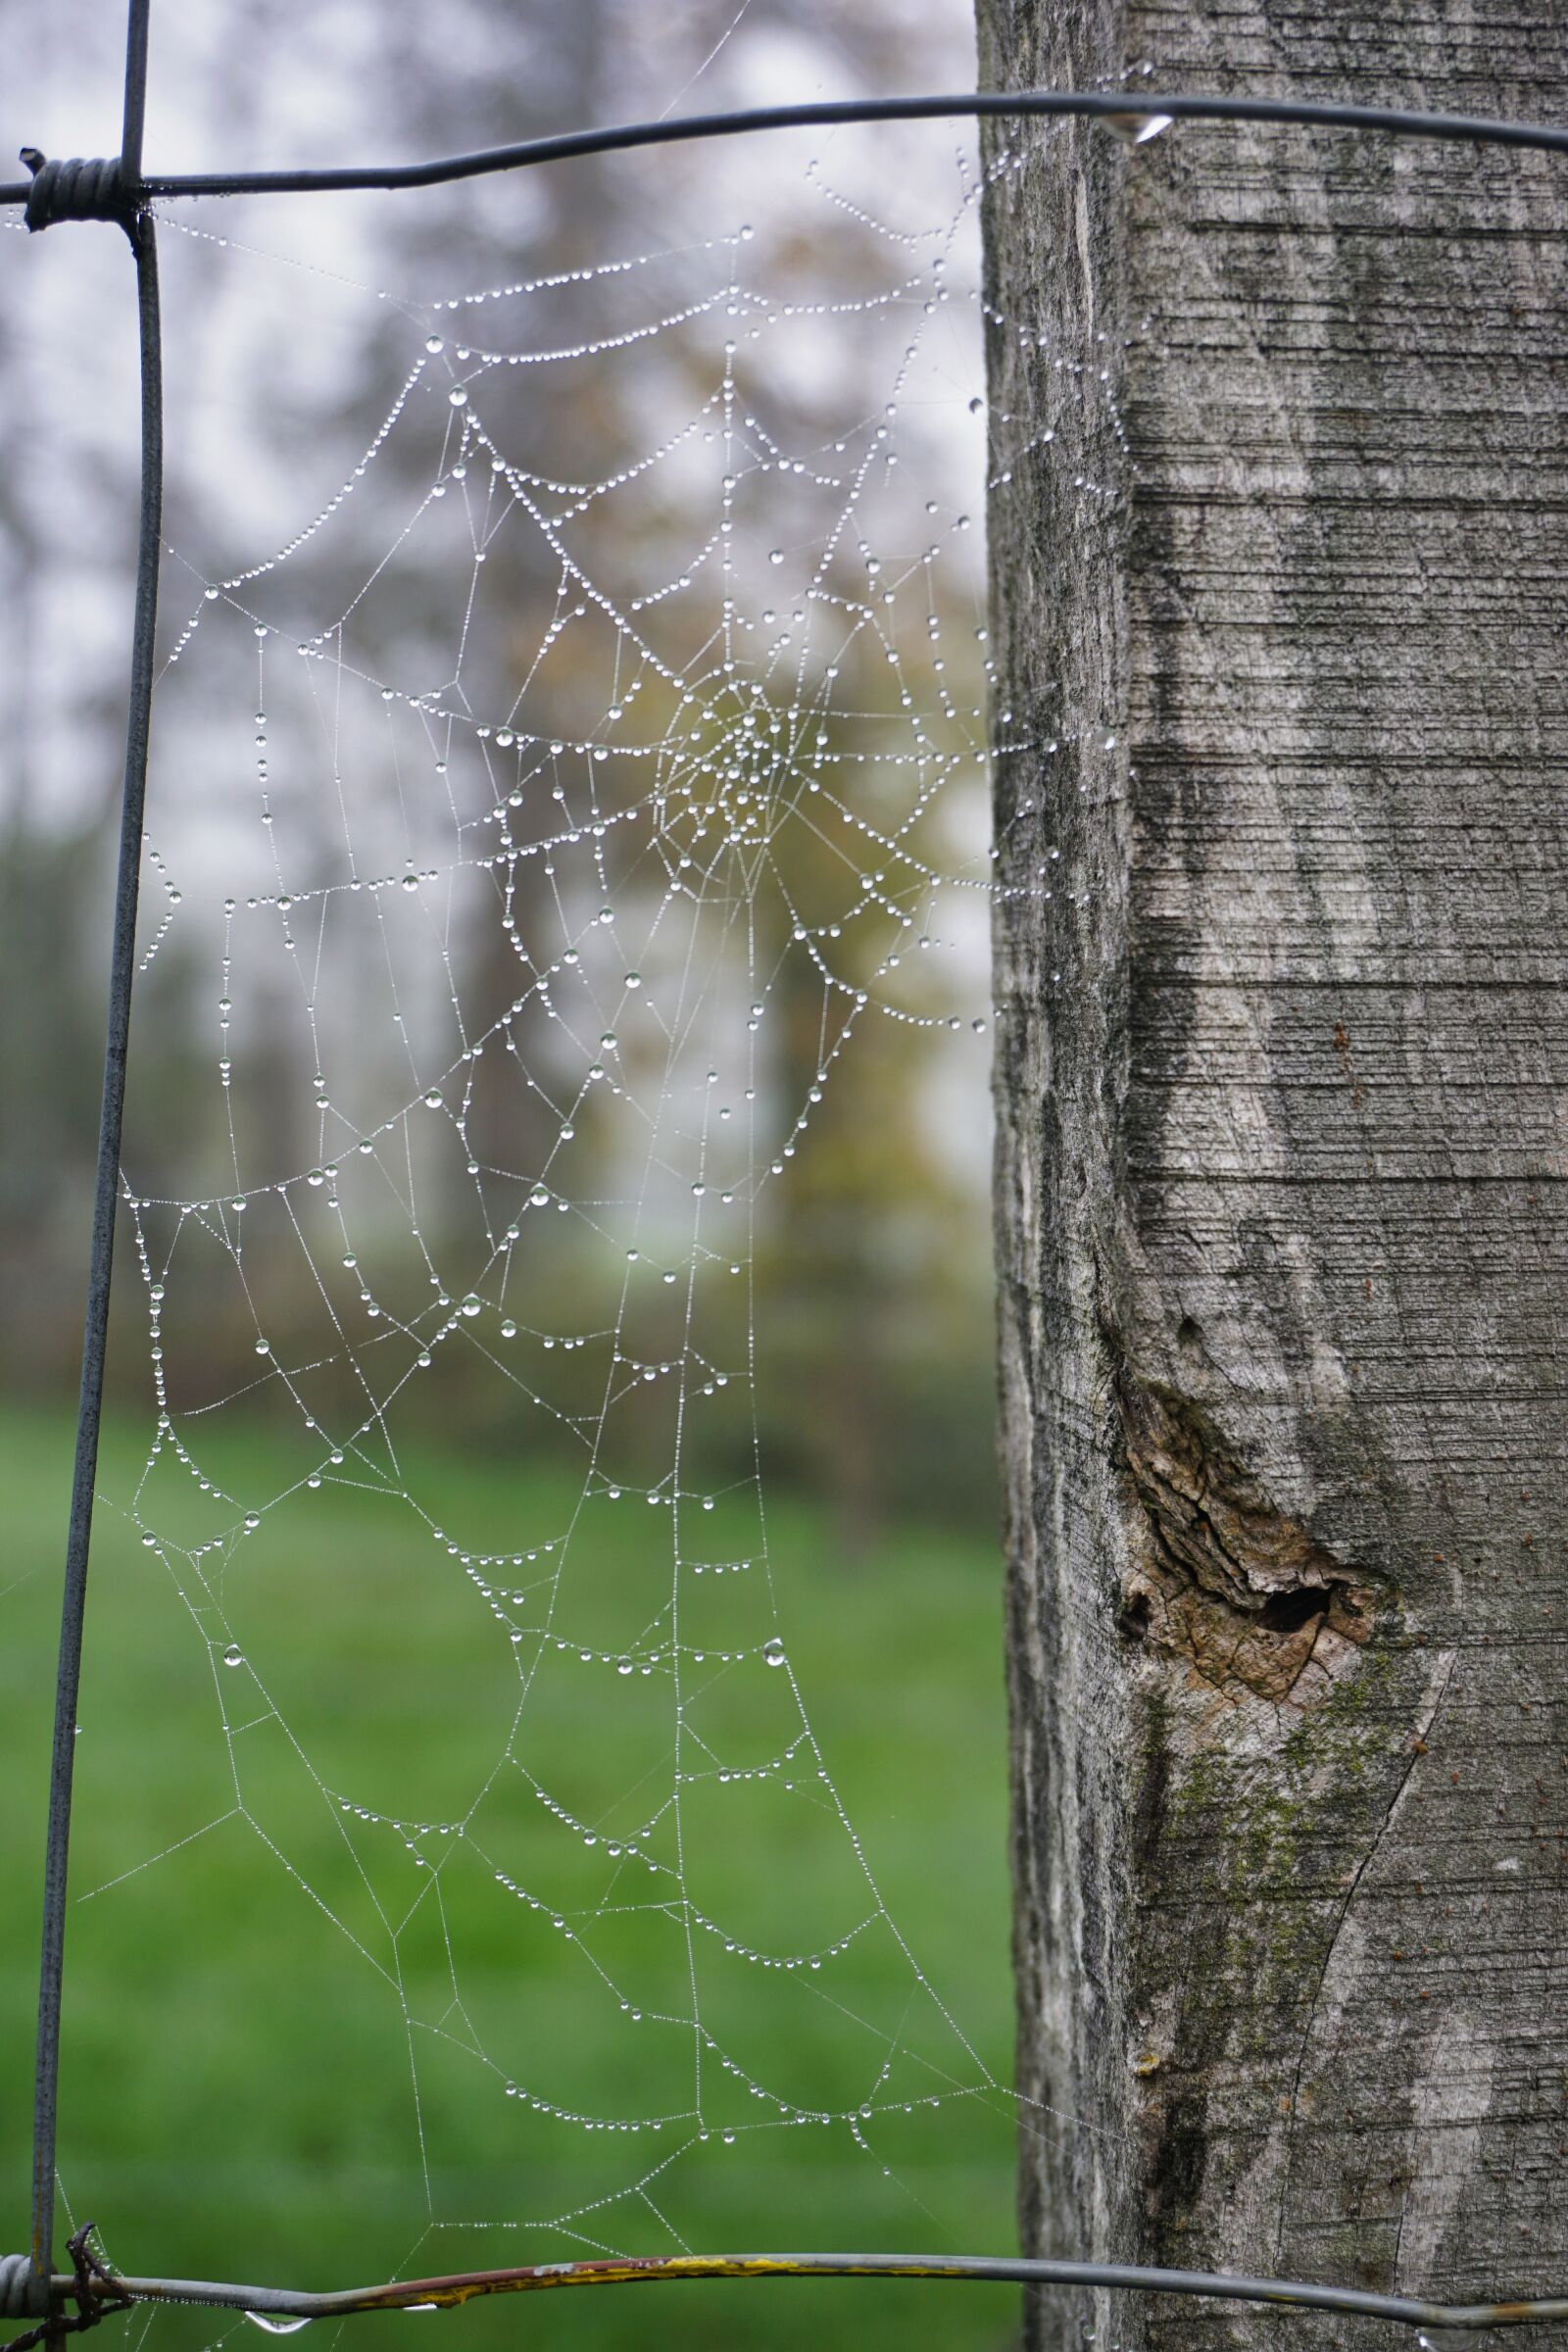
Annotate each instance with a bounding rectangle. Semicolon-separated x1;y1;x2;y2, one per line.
7;26;1567;2344
3;87;1567;214
26;2253;1568;2335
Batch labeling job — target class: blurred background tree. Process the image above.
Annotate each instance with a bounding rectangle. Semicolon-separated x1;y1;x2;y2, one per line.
0;0;996;1541
0;14;1018;2352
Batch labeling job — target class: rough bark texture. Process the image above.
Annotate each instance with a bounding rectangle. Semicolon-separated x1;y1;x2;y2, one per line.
978;6;1568;2348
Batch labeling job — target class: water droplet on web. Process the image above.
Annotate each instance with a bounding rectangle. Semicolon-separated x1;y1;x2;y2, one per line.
424;336;444;355
448;387;468;408
222;1644;244;1670
768;549;784;565
245;2316;312;2336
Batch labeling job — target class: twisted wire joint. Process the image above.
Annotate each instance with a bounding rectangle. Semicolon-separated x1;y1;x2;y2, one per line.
20;151;130;232
1;2227;132;2352
0;2259;43;2325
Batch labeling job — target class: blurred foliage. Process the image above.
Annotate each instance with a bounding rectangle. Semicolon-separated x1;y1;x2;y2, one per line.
0;12;1009;2347
0;0;996;1536
0;1407;1016;2352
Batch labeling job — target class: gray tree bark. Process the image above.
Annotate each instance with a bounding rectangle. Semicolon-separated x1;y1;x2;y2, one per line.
976;5;1568;2347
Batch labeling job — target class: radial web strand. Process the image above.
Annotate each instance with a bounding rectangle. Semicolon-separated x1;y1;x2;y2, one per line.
41;125;1124;2335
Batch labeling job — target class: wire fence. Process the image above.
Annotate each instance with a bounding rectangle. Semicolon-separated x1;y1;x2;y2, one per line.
3;2;1565;2339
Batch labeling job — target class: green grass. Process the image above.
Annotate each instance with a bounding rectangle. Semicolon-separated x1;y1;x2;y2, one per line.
0;1408;1019;2352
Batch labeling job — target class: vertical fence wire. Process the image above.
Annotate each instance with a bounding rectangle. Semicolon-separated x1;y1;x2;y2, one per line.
28;0;161;2303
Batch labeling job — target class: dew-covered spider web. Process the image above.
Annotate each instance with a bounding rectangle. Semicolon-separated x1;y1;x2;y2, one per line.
39;122;1118;2342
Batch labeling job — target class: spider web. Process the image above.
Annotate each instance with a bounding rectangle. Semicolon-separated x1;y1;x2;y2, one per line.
50;126;1115;2333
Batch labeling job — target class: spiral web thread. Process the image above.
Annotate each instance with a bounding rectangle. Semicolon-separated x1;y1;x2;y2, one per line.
72;129;1120;2302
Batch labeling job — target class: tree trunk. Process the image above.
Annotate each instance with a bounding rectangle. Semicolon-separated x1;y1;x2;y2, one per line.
977;4;1568;2346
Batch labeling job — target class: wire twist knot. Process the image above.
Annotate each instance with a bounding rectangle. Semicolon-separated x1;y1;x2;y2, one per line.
0;2260;45;2323
2;2227;132;2352
20;151;128;232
